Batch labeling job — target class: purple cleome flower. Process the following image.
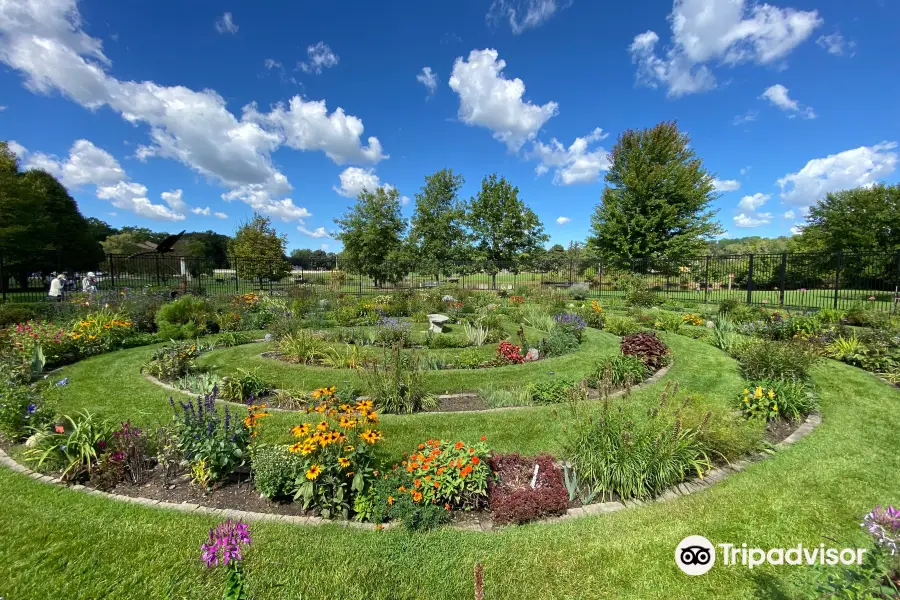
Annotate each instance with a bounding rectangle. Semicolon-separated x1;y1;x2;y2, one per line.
862;505;900;555
201;520;251;568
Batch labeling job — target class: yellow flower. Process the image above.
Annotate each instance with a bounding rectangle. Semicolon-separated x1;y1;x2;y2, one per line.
754;386;763;399
316;421;328;432
305;465;322;480
360;429;381;444
743;389;750;395
291;424;310;438
288;442;303;453
301;443;317;455
768;389;776;399
344;445;355;453
338;457;351;468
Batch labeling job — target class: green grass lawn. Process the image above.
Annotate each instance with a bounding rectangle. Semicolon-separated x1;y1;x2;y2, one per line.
2;331;898;599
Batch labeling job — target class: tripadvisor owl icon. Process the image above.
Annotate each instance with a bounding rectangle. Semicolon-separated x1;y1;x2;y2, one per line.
676;535;716;576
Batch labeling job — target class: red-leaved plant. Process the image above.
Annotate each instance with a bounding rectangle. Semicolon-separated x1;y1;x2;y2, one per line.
496;341;525;364
620;332;670;371
488;454;568;525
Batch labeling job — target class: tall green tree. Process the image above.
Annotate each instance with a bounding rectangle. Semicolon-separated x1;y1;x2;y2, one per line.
228;213;291;283
467;174;548;287
587;121;723;264
0;142;104;289
794;184;900;253
334;187;408;287
408;168;470;280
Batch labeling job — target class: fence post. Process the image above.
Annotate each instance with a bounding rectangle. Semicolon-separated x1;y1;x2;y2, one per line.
779;253;787;306
894;250;900;315
109;254;117;291
0;252;5;303
234;258;239;294
703;256;710;304
746;254;755;304
833;250;843;309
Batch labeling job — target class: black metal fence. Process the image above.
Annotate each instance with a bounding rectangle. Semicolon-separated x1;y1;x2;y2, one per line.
2;251;899;312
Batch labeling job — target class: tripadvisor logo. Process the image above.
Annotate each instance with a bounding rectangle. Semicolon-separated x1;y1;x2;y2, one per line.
675;536;868;575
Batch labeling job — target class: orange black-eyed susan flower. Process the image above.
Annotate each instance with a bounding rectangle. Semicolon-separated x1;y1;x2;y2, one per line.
305;465;322;480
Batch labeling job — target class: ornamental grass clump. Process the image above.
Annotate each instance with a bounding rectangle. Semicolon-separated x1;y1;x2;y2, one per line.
287;387;382;519
732;339;821;382
360;344;435;414
562;391;710;502
201;520;252;600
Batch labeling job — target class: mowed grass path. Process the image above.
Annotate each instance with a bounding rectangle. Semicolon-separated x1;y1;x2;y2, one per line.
1;336;898;598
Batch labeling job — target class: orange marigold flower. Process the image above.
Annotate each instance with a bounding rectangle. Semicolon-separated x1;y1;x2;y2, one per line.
480;436;487;441
412;491;423;503
418;443;425;450
454;441;464;450
444;503;451;511
460;465;473;479
388;496;394;505
413;479;421;488
398;486;407;492
471;456;480;465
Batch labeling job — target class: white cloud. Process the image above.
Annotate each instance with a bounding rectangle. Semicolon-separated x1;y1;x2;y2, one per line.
761;84;815;119
732;110;758;126
192;206;211;216
333;166;391;198
556;216;571;225
713;178;740;192
449;48;558;151
487;0;566;34
629;0;822;97
0;105;5;111
214;13;238;34
737;192;770;211
15;138;183;221
817;32;854;56
222;184;312;222
161;189;188;212
0;0;382;223
97;181;185;221
778;142;899;208
401;195;410;205
6;140;28;158
734;212;772;227
297;225;328;238
528;128;610;185
263;58;281;70
298;42;338;74
740;166;751;176
783;209;795;219
248;96;387;164
790;225;803;235
320;243;329;251
214;212;228;219
416;66;437;97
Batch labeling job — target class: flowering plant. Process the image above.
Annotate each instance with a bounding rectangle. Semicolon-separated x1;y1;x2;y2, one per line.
397;438;491;510
3;321;75;368
863;506;900;555
682;313;704;326
509;295;525;305
590;300;603;314
739;385;778;420
69;309;132;356
169;391;261;487
201;519;251;600
142;341;204;381
553;313;586;342
288;387;382;518
496;341;525;364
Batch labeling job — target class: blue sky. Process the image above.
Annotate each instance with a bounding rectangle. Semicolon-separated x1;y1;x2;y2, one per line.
1;0;898;252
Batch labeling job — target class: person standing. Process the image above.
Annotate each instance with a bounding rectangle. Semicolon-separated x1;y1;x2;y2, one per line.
48;273;65;302
82;271;97;294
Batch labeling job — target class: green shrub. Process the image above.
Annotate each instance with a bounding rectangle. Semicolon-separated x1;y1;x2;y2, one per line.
567;283;590;300
538;327;580;358
741;380;819;422
120;296;166;333
360;345;436;414
250;444;306;499
711;315;739;353
844;303;891;329
651;311;683;334
219;369;269;403
733;339;821;381
154;295;213;339
589;354;647;390
526;377;577;404
368;472;451;531
718;298;741;315
563;393;711;501
277;330;326;364
141;341;203;381
0;382;55;442
426;331;468;349
0;304;39;328
677;392;765;462
605;315;641;336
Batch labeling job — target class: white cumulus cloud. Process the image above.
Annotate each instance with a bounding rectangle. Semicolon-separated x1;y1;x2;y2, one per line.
333;167;392;198
449;49;558;151
297;226;328;238
713;178;741;192
529;128;610;185
737;192;770;212
629;0;822;97
161;189;188;213
778;142;899;208
97;181;185;221
734;212;772;227
817;32;854;56
556;216;571;225
761;84;815;119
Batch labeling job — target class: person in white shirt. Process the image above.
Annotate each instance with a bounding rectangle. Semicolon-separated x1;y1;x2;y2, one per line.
48;274;66;302
82;272;97;293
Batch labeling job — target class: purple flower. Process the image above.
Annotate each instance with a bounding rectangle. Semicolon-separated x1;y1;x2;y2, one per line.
26;403;37;414
201;520;251;568
862;505;900;554
56;378;68;387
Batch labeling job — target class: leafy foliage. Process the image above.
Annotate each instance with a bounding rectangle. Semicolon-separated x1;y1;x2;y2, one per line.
228;213;291;282
360;344;436;414
408;168;470;278
488;454;568;525
732;339;821;382
620;332;670;371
